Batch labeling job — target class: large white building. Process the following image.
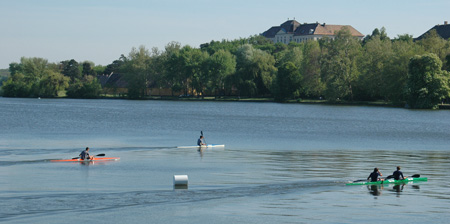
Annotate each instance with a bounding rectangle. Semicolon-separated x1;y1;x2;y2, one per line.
262;19;364;44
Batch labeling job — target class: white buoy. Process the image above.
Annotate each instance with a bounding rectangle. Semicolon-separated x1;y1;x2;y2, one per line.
173;175;188;186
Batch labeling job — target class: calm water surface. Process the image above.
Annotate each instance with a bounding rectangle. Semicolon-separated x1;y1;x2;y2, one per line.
0;97;449;223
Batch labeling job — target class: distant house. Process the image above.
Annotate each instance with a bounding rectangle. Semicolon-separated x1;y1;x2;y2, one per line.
262;19;364;44
98;73;128;95
416;21;450;40
97;73;186;97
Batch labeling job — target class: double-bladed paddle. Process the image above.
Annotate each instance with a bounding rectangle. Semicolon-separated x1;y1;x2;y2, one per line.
72;153;105;159
201;130;206;145
385;174;420;180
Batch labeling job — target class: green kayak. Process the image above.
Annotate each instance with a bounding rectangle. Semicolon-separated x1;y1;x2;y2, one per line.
346;177;428;186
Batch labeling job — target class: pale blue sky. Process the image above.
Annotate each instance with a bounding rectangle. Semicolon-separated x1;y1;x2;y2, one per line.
1;0;449;68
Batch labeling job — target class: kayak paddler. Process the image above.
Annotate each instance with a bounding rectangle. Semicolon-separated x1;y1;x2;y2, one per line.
197;136;206;146
393;166;406;180
80;147;94;160
367;167;383;182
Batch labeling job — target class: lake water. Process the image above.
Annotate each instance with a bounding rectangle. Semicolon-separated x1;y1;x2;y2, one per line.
1;97;449;223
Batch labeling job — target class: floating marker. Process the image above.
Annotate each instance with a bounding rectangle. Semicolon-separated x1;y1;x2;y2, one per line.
173;175;188;186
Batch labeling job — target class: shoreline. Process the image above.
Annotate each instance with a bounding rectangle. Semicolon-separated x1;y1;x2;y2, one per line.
2;95;449;109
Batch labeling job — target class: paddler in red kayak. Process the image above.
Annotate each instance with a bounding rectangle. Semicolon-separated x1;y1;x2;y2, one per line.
80;147;94;160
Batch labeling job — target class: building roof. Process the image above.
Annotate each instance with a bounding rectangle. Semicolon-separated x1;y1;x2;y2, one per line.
416;21;450;40
262;20;364;38
98;73;128;88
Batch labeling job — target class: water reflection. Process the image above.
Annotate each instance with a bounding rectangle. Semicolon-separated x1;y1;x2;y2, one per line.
367;184;421;197
368;184;384;196
392;184;404;194
173;185;188;190
198;148;204;158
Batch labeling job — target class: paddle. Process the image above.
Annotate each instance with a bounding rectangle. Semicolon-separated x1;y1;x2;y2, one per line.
386;174;420;180
353;179;367;183
72;153;105;159
201;130;206;145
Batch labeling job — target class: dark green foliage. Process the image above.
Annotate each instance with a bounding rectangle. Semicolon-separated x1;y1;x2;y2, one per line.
104;59;125;75
60;59;81;81
321;27;362;101
2;57;69;98
66;75;102;98
82;62;96;76
234;44;276;97
2;73;31;97
121;46;152;99
406;53;450;109
273;62;302;102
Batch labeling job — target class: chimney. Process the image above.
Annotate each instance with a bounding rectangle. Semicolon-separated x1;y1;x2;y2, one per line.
445;21;448;25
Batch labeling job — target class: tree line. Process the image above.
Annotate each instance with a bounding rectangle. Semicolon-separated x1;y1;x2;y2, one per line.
2;58;103;98
2;27;450;109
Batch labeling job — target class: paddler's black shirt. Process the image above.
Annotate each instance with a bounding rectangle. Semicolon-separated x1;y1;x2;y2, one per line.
393;170;404;180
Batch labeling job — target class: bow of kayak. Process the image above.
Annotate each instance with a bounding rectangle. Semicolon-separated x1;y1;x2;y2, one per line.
346;177;428;186
51;157;120;162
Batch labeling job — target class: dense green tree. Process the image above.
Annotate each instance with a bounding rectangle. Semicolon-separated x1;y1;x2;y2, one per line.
163;42;184;95
362;27;389;45
321;27;362;101
275;46;303;68
406;53;450;109
60;59;81;82
394;34;414;43
301;41;324;98
446;54;450;72
93;65;106;75
1;73;31;97
21;57;49;82
38;71;70;97
3;57;66;97
356;35;393;100
146;47;166;95
104;58;125;75
273;62;302;102
206;49;236;97
9;62;23;76
200;39;243;56
180;46;209;97
382;37;424;104
82;61;96;76
234;44;276;97
417;30;450;64
66;75;101;98
121;46;152;99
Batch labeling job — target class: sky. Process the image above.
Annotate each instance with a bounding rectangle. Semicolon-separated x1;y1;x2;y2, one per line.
1;0;449;69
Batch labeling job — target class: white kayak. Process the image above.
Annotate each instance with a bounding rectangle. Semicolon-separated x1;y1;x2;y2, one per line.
177;144;225;149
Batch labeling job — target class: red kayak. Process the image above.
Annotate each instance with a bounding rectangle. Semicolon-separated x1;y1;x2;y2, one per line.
51;157;120;162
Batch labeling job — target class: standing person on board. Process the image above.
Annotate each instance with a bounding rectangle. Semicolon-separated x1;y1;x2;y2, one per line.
367;167;383;182
80;147;94;160
393;166;406;180
197;136;206;146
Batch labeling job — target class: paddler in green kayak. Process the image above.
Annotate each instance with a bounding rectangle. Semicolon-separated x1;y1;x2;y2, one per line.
367;167;384;182
393;166;406;180
80;147;94;160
